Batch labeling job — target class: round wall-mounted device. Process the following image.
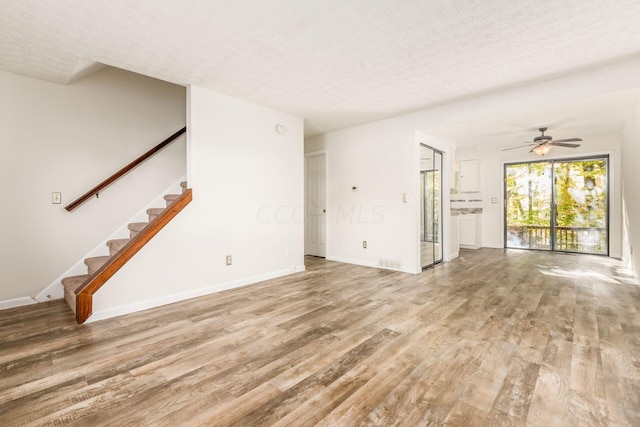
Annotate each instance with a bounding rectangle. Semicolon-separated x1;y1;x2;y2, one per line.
274;123;287;134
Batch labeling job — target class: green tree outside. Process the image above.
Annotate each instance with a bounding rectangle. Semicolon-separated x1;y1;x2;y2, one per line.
505;158;607;253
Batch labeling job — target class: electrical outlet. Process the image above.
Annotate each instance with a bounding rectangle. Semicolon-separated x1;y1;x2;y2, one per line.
226;255;232;266
363;240;367;249
52;192;61;204
285;249;290;257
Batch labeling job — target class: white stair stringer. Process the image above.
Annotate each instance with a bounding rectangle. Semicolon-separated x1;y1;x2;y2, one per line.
35;176;187;303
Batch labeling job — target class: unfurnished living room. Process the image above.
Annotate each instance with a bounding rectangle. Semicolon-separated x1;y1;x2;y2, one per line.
2;1;640;426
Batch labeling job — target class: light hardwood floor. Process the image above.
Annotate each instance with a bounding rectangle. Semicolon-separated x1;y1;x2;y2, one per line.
1;249;640;426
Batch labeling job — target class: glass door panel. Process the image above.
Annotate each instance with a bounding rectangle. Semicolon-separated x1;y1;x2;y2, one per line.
505;162;552;250
505;156;608;255
553;158;608;254
433;151;443;263
420;145;443;268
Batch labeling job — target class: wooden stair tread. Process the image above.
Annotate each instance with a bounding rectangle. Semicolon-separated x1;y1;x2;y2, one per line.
128;222;148;232
61;275;90;290
163;194;180;207
85;256;111;275
107;238;130;246
84;255;110;265
107;238;130;255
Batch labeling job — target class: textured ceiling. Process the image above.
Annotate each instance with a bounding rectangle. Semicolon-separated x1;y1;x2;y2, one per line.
2;0;640;136
433;88;640;149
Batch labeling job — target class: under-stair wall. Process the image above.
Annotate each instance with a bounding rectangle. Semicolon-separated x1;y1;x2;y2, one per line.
86;86;305;323
36;178;186;303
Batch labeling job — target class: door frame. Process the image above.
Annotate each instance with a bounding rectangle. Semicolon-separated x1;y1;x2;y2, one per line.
304;150;328;257
503;154;610;255
420;144;444;269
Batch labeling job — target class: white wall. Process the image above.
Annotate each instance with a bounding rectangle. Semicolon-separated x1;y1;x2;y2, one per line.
305;121;422;273
457;134;623;257
91;85;304;321
0;67;186;302
622;98;640;272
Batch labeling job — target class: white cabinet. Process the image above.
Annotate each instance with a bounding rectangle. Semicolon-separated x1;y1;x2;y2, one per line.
459;216;476;247
459;160;479;193
459;214;481;249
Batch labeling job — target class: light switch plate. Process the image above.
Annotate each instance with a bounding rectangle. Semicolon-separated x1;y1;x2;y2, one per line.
52;192;61;204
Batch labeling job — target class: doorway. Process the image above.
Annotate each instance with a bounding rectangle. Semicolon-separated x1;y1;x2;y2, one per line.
420;144;443;268
305;152;326;257
504;156;608;255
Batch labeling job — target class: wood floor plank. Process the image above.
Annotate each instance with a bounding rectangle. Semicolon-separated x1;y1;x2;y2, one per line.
1;249;639;425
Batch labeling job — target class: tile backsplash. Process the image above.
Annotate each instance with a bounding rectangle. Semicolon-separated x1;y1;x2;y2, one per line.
450;192;482;216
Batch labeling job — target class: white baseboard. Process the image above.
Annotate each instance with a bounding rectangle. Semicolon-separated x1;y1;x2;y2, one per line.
87;264;306;323
459;244;480;250
326;255;377;268
0;297;38;310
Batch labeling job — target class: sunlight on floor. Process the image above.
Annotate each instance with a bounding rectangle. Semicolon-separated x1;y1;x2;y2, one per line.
538;262;638;286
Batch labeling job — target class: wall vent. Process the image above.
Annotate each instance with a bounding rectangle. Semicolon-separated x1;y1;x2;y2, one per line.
378;257;402;271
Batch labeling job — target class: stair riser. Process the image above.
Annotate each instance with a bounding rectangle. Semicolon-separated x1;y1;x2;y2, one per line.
107;241;128;256
64;289;76;314
127;222;148;239
84;256;111;276
164;195;179;207
87;263;102;275
148;214;160;222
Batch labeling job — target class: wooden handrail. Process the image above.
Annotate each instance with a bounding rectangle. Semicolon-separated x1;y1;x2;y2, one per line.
65;127;187;211
75;188;192;324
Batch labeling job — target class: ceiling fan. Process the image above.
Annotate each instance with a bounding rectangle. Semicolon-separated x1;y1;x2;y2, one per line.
503;127;582;155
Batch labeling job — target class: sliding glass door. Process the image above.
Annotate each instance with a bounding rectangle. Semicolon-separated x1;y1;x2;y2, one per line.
505;156;608;255
420;145;443;268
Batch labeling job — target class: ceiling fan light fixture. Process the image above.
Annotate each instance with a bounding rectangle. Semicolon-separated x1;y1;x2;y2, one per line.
533;144;552;156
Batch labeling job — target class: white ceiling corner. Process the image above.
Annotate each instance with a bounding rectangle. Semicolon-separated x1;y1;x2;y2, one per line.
1;0;640;137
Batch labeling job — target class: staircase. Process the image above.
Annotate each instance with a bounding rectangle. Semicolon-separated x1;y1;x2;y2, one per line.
61;181;190;323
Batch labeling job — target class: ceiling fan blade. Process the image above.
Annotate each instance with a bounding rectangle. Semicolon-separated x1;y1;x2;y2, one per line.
502;144;535;151
552;138;582;143
550;142;581;148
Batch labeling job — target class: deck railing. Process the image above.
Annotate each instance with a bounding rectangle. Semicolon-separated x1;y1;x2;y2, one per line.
506;225;607;254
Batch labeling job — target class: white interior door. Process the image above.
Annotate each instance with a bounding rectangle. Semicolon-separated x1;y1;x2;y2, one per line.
305;153;326;257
